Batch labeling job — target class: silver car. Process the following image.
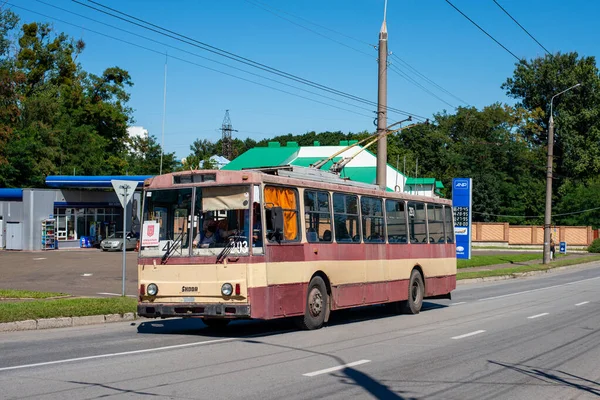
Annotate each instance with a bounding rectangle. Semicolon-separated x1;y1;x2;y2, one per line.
100;232;137;251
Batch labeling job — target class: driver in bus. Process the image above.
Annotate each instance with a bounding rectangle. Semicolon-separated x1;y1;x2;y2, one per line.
193;220;218;248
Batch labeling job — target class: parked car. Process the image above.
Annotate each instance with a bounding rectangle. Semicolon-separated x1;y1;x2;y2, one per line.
100;232;137;251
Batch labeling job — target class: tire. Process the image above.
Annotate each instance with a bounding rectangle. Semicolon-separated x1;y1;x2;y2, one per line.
297;276;328;330
203;318;230;329
403;269;424;314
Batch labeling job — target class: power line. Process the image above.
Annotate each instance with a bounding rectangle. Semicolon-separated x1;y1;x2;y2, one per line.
492;0;551;56
73;0;427;121
29;0;384;118
245;0;469;112
390;53;469;106
12;3;376;119
388;64;457;109
244;0;374;58
444;0;521;62
246;0;374;48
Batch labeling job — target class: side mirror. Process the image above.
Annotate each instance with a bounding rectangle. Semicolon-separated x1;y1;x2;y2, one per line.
270;206;284;243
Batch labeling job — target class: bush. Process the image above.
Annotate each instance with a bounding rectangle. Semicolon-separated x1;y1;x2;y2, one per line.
588;238;600;253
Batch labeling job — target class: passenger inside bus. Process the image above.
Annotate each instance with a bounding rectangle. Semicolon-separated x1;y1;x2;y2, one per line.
252;203;262;247
193;220;218;248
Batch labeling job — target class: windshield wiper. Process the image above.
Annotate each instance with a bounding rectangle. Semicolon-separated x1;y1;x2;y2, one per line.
215;232;246;264
161;231;184;264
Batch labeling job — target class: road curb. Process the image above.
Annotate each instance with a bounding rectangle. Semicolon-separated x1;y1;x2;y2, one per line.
457;265;575;285
0;313;138;333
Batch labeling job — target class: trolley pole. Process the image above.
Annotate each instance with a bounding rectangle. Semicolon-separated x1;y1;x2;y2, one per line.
376;1;388;191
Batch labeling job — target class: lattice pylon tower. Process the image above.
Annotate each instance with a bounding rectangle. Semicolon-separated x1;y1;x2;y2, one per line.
221;110;237;160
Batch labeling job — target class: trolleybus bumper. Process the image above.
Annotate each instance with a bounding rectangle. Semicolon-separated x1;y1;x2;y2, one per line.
138;303;251;318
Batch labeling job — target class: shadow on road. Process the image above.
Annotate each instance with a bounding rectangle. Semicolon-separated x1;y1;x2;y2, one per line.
489;360;600;397
243;338;417;399
136;301;448;338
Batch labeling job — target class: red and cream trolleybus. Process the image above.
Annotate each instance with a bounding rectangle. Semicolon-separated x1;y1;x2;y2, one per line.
137;166;456;329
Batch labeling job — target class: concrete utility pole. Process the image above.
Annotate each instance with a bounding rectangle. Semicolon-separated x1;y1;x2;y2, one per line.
375;0;388;191
543;83;581;264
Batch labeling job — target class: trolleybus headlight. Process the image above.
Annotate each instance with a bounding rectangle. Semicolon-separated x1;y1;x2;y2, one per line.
147;283;158;296
221;283;233;296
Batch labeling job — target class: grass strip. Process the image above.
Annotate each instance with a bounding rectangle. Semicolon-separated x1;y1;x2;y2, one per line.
0;297;137;323
457;253;543;269
0;289;69;299
457;255;600;280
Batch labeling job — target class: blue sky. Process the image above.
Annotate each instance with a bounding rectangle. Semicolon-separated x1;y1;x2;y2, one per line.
10;0;600;159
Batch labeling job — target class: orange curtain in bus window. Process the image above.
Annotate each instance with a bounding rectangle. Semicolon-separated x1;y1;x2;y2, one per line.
264;186;298;240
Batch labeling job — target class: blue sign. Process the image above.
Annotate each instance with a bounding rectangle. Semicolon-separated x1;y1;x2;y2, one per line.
452;178;472;260
559;241;567;254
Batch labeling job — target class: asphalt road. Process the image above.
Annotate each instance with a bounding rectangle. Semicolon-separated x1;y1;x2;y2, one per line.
0;264;599;399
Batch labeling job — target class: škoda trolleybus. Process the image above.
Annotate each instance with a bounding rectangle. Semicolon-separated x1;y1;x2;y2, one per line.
137;166;456;329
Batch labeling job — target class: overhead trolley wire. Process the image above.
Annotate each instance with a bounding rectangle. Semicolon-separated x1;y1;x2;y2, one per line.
73;0;427;121
31;0;386;118
245;0;469;109
244;0;374;58
12;2;376;119
444;0;521;62
390;53;470;106
388;64;456;109
492;0;551;56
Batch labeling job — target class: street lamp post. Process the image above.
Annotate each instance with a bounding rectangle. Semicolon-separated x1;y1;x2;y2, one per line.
543;83;581;264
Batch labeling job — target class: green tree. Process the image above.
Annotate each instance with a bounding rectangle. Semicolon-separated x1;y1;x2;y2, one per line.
125;134;177;175
502;52;600;180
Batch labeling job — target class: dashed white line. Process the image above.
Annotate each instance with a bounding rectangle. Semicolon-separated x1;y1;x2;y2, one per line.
478;277;600;302
303;360;371;377
81;273;93;277
0;337;237;372
575;301;590;306
527;313;549;319
451;330;485;340
32;258;46;261
450;302;466;306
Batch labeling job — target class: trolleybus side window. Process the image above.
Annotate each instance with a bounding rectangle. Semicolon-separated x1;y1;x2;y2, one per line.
333;193;361;243
427;203;445;243
444;205;455;243
407;201;427;244
361;196;384;243
264;186;300;243
304;190;332;243
386;199;408;243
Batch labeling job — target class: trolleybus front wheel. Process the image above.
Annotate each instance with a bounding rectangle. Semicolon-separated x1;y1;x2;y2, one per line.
298;276;328;330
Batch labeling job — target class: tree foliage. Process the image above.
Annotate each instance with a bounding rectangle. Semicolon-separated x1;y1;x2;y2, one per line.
0;8;172;187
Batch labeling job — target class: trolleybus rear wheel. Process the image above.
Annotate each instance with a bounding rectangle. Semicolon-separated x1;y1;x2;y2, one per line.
298;276;328;330
403;269;424;314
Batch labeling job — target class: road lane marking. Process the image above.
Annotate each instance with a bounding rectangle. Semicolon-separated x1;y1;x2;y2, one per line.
450;302;466;306
33;258;46;261
81;273;93;277
478;277;600;302
303;360;371;377
576;301;590;306
451;330;485;340
527;313;549;319
0;337;237;372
